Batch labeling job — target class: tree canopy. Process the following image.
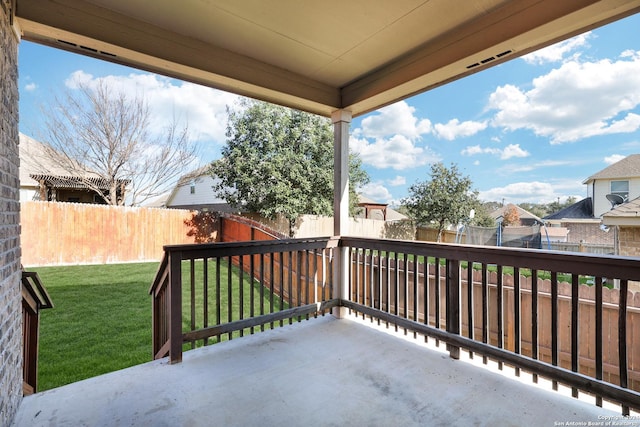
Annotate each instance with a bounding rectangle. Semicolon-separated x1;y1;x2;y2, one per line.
211;99;369;236
402;162;479;241
41;80;198;206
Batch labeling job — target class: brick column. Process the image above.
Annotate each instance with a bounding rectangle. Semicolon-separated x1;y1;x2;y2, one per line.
0;1;22;425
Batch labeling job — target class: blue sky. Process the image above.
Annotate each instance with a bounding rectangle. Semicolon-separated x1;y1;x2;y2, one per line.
18;13;640;207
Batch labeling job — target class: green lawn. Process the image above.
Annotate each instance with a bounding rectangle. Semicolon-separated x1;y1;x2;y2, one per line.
35;263;158;391
33;261;287;391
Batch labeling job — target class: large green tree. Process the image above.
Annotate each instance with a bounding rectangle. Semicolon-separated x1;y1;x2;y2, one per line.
211;99;369;236
403;162;479;241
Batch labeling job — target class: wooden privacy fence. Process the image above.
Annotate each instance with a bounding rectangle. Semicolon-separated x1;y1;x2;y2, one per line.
21;201;196;266
218;214;332;309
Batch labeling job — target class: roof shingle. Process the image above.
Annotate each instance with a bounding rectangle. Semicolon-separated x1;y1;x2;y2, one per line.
583;154;640;183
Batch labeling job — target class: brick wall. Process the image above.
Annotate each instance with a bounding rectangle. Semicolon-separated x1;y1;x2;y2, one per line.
562;221;614;245
618;226;640;257
0;1;22;425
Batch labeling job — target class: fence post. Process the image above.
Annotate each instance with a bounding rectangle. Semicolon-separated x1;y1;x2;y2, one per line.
446;259;461;359
169;251;183;364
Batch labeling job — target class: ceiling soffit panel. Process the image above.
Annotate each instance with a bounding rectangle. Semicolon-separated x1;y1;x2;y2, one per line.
344;0;640;115
341;0;602;112
16;0;342;115
14;0;640;118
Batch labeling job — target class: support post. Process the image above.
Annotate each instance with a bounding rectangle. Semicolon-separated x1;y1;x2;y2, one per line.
331;110;351;318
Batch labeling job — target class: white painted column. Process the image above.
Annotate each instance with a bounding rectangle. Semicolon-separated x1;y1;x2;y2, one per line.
331;109;351;318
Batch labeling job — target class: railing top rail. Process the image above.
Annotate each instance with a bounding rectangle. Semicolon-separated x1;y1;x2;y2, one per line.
163;236;339;260
21;270;54;310
340;236;640;280
149;251;169;295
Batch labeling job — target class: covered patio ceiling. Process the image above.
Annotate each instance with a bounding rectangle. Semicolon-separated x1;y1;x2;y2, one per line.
14;0;640;118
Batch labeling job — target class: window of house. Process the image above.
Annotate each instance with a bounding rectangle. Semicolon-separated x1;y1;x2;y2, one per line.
610;180;629;201
190;180;196;194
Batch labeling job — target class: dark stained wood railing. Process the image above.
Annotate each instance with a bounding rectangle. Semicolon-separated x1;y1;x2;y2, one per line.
149;237;339;363
341;237;640;415
150;236;640;414
21;270;53;395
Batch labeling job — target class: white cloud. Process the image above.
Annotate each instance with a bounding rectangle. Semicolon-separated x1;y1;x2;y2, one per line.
500;144;529;160
350;135;438;170
460;143;529;159
604;154;626;165
352;101;443;170
433;119;487;141
360;182;393;204
64;70;240;146
502;160;574;174
355;101;432;140
488;50;640;143
479;179;584;204
479;181;559;204
522;33;591;65
461;145;490;156
388;176;406;186
24;82;37;92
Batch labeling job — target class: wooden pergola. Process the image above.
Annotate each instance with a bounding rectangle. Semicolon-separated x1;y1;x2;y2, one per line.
30;173;129;203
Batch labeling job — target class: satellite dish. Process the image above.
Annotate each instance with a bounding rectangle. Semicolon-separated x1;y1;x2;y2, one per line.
606;193;625;209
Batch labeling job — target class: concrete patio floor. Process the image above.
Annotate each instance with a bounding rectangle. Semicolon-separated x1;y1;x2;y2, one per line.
13;315;629;427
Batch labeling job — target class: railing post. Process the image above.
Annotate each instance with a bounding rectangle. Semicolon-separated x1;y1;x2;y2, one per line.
168;251;183;364
446;259;461;359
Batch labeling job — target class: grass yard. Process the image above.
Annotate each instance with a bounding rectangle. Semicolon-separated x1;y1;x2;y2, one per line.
33;261;287;391
35;263;158;391
179;258;288;348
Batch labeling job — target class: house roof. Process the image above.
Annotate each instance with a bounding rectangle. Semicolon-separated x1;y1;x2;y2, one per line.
490;204;544;223
175;164;213;187
15;1;640;118
583;154;640;184
19;133;96;186
19;133;129;190
543;197;593;220
601;196;640;226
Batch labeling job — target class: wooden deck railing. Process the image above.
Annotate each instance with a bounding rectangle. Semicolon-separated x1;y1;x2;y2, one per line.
21;270;53;395
150;237;640;414
149;237;339;363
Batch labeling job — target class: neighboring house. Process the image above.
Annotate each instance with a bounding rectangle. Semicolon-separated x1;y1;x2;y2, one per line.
583;154;640;218
601;197;640;291
164;165;237;212
543;198;611;245
541;154;640;248
490;203;545;226
19;133;128;204
602;196;640;257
